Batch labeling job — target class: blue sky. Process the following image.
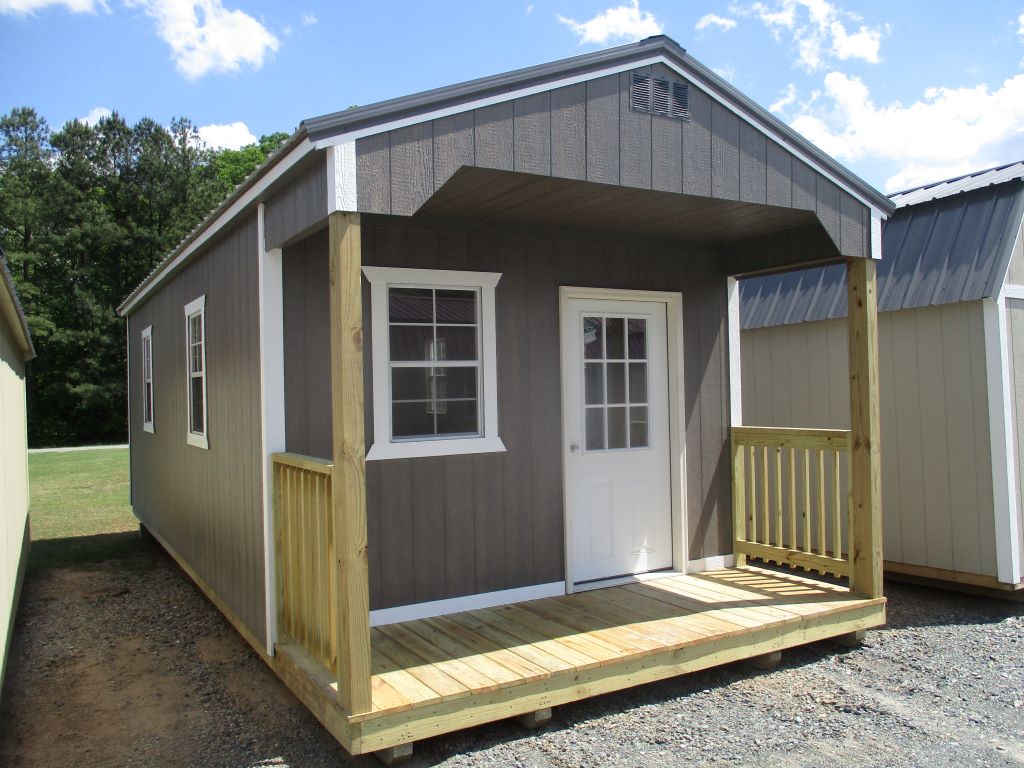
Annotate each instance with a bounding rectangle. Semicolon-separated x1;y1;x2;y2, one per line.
1;0;1023;192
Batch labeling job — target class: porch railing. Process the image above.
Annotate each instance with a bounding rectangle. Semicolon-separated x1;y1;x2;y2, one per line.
272;452;336;674
732;426;851;579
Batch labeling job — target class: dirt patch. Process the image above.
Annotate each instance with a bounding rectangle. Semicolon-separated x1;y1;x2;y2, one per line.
2;542;1023;767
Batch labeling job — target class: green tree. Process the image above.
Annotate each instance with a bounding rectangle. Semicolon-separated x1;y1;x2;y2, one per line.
213;131;289;188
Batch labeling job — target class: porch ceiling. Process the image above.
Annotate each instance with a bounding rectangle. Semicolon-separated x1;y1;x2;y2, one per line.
415;167;820;245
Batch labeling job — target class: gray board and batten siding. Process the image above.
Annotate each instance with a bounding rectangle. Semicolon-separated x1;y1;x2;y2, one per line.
128;214;267;643
355;65;872;259
282;217;736;612
264;155;328;251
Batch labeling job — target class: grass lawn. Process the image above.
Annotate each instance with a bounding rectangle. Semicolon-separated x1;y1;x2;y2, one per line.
28;448;141;571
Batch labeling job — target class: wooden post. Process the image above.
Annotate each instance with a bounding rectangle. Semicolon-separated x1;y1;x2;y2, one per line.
329;211;372;714
732;437;747;566
847;257;883;599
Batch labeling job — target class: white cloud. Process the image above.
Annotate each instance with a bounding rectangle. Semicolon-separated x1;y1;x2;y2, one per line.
714;65;737;82
736;0;884;71
80;106;112;125
0;0;107;13
695;13;737;32
788;72;1024;190
558;0;662;45
198;120;256;150
1018;11;1023;36
125;0;279;80
301;11;315;25
769;82;798;114
526;4;533;14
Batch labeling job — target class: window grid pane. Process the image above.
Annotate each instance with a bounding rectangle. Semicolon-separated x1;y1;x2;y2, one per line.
388;286;481;441
583;315;649;451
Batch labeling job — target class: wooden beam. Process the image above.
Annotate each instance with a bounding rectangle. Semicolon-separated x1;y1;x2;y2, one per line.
329;211;372;714
846;257;883;599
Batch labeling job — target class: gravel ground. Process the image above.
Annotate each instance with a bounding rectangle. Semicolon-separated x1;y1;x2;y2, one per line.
2;537;1023;767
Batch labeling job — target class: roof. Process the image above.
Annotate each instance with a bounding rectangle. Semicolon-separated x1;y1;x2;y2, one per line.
0;248;36;360
120;34;894;316
890;160;1024;208
741;172;1024;330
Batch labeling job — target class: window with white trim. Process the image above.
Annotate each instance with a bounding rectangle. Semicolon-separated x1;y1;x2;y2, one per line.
141;325;154;433
184;295;208;449
363;267;505;460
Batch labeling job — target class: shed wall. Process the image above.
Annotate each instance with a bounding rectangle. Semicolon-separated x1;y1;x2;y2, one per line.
0;315;28;699
283;217;735;611
741;302;998;578
264;155;327;250
356;65;869;257
128;214;267;644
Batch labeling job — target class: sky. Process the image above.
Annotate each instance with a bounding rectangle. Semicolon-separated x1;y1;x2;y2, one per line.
0;0;1022;193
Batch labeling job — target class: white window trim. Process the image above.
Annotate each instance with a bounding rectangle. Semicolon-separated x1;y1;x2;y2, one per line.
141;325;154;434
184;295;209;450
363;266;506;461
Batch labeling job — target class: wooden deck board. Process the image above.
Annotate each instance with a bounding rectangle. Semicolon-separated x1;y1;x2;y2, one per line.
271;567;886;755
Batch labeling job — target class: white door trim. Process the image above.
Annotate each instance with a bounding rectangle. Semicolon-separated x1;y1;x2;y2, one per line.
558;286;686;593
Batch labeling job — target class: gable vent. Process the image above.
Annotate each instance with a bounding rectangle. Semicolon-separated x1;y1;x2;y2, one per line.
630;73;690;121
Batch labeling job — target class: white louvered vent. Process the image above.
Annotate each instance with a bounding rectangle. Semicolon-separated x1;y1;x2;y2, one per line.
630;73;690;121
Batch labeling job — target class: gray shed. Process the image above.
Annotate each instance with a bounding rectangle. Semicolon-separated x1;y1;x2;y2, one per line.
118;36;894;760
740;161;1024;592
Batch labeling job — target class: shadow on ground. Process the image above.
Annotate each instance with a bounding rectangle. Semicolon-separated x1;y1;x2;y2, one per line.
26;529;149;573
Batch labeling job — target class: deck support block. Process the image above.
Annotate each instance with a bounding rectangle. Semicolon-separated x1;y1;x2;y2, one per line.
374;742;413;766
847;257;884;599
516;707;553;729
832;629;866;648
748;650;782;670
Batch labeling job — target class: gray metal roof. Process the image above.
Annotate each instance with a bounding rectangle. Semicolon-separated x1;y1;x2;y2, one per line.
301;36;894;215
741;175;1024;330
0;247;36;359
890;160;1024;208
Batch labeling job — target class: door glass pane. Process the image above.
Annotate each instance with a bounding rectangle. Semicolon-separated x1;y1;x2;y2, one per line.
434;325;477;361
607;406;627;449
627;319;646;359
435;289;477;324
628;363;647;404
389;287;433;323
583;317;603;359
585;408;605;450
606;363;626;404
584;363;604;405
629;406;648;448
605;317;625;359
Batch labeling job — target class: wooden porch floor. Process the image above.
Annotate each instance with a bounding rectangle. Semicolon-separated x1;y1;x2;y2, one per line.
274;565;886;755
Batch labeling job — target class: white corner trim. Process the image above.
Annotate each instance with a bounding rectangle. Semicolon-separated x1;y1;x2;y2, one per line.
326;141;357;214
362;266;504;461
983;295;1022;584
369;582;566;627
257;204;286;655
315;54;886;218
870;213;884;260
687;554;737;573
121;138;316;316
1002;284;1024;301
727;277;742;426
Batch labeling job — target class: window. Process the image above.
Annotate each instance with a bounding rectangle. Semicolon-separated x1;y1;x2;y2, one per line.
184;295;208;449
582;315;649;451
141;325;154;433
363;267;505;460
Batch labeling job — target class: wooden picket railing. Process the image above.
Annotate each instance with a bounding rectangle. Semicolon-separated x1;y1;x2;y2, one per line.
272;452;337;674
732;426;852;579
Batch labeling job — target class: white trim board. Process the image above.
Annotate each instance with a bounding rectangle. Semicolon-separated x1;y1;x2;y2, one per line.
326;142;357;214
313;53;886;218
369;582;566;627
257;204;286;655
119;138;316;316
983;294;1022;585
687;554;737;573
727;277;742;426
184;295;209;450
141;325;154;434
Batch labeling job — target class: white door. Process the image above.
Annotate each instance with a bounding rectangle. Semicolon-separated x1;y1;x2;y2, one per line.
562;297;673;585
